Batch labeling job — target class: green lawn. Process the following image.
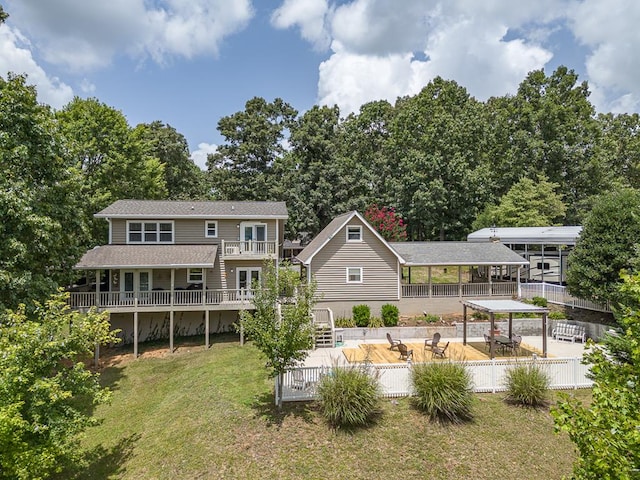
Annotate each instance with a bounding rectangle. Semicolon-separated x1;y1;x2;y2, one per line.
68;334;587;479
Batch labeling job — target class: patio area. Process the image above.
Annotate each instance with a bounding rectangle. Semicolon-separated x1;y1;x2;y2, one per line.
302;335;589;367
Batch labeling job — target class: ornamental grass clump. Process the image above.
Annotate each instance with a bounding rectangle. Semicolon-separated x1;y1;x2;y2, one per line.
316;363;381;428
503;363;550;407
411;362;474;423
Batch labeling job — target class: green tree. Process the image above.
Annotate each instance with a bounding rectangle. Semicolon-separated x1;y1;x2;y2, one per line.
552;270;640;479
472;175;566;230
390;78;493;240
238;261;317;408
566;187;640;305
208;97;297;200
57;97;167;245
0;293;121;480
133;121;208;199
0;74;87;310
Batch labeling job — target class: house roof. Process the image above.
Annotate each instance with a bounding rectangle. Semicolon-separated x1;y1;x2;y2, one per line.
461;299;549;314
75;245;218;269
467;226;582;245
296;211;406;265
95;200;288;219
389;241;529;266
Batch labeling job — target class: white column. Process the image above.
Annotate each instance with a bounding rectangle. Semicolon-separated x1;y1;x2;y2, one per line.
205;310;210;348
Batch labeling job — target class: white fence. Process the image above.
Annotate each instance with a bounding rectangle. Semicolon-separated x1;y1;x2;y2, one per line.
278;357;592;403
520;282;611;312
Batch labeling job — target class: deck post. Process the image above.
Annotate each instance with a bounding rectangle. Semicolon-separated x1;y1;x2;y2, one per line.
170;310;174;353
542;312;548;358
133;309;139;358
205;310;210;348
462;304;467;345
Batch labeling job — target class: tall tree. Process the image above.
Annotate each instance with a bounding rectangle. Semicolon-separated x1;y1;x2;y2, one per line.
57;97;167;244
208;97;297;200
390;77;492;240
491;67;602;223
472;175;566;230
0;294;120;480
566;187;640;305
133;121;208;199
0;74;86;310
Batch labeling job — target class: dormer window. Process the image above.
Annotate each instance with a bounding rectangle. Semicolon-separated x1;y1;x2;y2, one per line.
346;225;362;242
127;221;174;244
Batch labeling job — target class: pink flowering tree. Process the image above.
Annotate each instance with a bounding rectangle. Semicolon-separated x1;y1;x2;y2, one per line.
364;204;408;242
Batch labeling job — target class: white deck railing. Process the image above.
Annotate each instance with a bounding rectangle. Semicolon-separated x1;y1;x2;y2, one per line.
278;357;592;403
402;282;518;298
520;283;611;312
68;288;255;310
222;240;277;257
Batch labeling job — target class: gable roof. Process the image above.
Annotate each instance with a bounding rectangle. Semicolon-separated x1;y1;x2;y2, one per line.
296;211;406;265
389;241;529;266
96;200;288;219
75;245;218;269
467;226;581;245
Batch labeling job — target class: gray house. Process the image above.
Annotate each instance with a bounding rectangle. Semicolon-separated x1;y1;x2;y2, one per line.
297;211;529;318
70;199;288;354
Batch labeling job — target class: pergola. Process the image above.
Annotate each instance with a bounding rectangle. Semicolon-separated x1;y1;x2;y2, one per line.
461;299;550;359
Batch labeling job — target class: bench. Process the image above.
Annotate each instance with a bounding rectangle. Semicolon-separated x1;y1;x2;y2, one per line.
552;323;586;343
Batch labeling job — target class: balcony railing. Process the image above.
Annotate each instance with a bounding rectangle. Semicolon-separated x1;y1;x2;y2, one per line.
68;288;255;310
222;240;277;258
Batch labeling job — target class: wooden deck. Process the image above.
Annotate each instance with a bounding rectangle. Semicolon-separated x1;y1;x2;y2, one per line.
342;341;543;364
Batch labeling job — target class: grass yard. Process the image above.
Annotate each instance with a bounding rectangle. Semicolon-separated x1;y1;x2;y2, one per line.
67;334;588;480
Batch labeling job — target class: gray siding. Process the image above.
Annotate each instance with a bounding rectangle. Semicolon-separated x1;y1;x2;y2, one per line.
310;218;399;301
110;218;279;244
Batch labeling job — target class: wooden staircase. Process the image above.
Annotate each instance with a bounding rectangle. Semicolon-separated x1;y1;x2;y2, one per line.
312;308;335;348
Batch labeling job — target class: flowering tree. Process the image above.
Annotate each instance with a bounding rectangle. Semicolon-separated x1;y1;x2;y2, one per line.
364;204;408;241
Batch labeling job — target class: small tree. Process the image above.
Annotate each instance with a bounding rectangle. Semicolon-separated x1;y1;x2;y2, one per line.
0;292;120;480
364;204;408;241
552;270;640;478
239;261;317;408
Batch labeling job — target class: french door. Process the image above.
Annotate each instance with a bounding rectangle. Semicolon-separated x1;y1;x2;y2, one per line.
121;270;152;302
237;268;261;296
241;223;267;254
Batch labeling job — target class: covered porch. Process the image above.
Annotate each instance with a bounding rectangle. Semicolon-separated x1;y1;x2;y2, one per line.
390;241;529;299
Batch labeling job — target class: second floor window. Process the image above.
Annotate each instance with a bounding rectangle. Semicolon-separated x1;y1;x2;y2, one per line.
347;225;362;242
127;221;174;244
205;221;218;238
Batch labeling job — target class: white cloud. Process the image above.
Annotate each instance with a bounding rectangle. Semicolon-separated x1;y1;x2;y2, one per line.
0;25;74;108
271;0;331;51
190;142;218;170
4;0;254;71
313;0;559;115
567;0;640;113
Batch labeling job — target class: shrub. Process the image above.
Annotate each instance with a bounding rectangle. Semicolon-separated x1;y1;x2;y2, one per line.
368;316;384;328
472;310;489;320
335;316;356;328
381;304;399;327
422;313;440;323
549;310;567;320
503;364;550;407
411;362;474;423
352;304;371;327
531;296;548;307
317;364;381;428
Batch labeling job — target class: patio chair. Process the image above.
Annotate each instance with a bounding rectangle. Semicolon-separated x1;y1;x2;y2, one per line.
505;334;522;356
398;342;413;361
483;333;492;351
432;341;450;359
424;332;441;351
386;332;402;351
291;369;311;390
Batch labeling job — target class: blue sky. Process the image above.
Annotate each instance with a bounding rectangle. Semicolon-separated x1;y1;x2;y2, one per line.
1;1;640;169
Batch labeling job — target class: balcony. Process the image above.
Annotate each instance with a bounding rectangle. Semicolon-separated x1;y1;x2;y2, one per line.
222;240;277;259
68;288;255;312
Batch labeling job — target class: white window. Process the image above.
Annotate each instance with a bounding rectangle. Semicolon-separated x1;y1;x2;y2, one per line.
346;225;362;242
188;268;203;283
127;221;173;244
204;221;218;238
346;267;363;283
